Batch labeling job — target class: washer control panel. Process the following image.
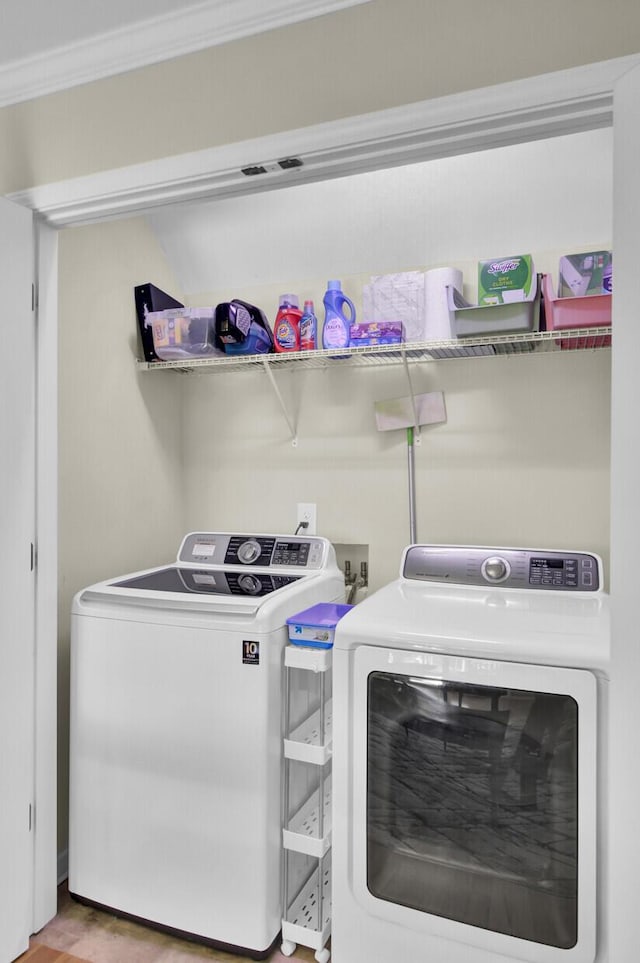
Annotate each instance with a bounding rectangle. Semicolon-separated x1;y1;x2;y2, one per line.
178;533;327;569
403;545;601;591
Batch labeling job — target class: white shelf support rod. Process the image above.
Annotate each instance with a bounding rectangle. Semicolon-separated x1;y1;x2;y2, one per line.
262;357;298;446
401;351;421;445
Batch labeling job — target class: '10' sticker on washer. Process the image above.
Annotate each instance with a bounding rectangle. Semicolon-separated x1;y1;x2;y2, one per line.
243;640;260;665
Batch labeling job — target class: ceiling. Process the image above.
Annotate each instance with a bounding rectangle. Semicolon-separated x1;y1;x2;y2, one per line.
0;0;370;107
0;0;189;62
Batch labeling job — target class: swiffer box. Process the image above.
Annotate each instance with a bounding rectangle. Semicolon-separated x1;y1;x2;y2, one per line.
558;251;612;297
478;254;534;305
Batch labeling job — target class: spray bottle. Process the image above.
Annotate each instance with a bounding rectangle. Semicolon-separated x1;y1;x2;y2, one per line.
299;299;318;351
273;294;302;353
321;280;356;350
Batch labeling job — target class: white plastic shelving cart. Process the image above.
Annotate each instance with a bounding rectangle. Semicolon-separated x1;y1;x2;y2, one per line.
281;643;333;963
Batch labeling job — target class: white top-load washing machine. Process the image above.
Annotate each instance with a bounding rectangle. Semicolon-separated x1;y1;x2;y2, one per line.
332;545;609;963
69;531;344;960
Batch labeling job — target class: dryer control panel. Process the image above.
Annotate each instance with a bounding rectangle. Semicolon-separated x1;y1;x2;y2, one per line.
403;545;601;591
178;532;328;569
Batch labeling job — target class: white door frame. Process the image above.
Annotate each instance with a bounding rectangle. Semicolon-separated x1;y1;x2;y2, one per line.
9;54;639;228
34;219;58;928
13;50;639;949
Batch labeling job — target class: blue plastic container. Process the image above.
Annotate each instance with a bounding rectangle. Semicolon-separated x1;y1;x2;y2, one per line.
321;280;356;350
286;602;354;648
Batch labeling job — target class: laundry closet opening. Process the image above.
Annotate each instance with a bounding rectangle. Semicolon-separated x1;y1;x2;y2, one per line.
56;123;612;861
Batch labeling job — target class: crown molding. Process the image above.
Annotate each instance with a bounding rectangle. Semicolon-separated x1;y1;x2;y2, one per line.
0;0;371;108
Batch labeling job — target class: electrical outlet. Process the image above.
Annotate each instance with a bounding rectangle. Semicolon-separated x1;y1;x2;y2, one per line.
296;502;317;535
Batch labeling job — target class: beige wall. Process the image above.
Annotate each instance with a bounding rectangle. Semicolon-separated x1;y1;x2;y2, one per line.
182;353;611;593
1;0;640;193
57;217;185;853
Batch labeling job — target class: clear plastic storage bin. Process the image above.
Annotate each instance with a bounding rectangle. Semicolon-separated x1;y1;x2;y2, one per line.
149;307;222;361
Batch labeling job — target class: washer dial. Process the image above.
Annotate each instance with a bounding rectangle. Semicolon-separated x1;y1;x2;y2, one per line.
481;555;511;583
237;539;262;564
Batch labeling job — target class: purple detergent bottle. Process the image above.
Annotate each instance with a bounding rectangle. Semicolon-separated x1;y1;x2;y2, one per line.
321;280;356;350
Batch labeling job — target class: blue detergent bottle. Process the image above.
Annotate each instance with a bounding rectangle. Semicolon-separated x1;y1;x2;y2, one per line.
321;280;356;350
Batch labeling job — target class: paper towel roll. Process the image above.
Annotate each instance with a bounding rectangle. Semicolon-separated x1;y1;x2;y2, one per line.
424;267;464;341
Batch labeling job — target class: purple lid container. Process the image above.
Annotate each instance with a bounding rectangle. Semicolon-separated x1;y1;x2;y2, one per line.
287;602;353;628
287;602;354;647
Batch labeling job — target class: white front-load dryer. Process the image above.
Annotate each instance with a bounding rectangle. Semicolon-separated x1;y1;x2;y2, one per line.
69;532;344;959
332;544;609;963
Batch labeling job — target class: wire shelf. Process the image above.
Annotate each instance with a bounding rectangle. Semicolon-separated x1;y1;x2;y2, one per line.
136;327;612;374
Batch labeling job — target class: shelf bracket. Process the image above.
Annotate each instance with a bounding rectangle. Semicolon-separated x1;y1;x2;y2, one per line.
401;351;421;445
261;357;298;446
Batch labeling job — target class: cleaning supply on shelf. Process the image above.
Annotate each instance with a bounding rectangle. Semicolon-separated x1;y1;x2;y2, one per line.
558;251;612;297
274;294;303;352
349;321;404;346
214;299;274;355
321;280;356;350
478;254;534;305
299;300;318;351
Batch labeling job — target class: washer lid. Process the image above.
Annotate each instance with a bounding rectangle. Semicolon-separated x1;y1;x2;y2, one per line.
112;566;301;597
74;561;325;618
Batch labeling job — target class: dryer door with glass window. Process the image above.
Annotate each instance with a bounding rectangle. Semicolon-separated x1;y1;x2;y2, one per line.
351;646;597;963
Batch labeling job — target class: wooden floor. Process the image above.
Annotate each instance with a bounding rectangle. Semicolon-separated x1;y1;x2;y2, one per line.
18;948;87;963
18;884;317;963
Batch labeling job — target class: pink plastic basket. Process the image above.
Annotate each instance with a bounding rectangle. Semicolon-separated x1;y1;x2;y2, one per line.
541;273;611;349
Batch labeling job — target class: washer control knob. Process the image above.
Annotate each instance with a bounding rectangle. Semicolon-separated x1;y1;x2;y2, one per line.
238;573;262;595
482;556;510;583
237;539;262;564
